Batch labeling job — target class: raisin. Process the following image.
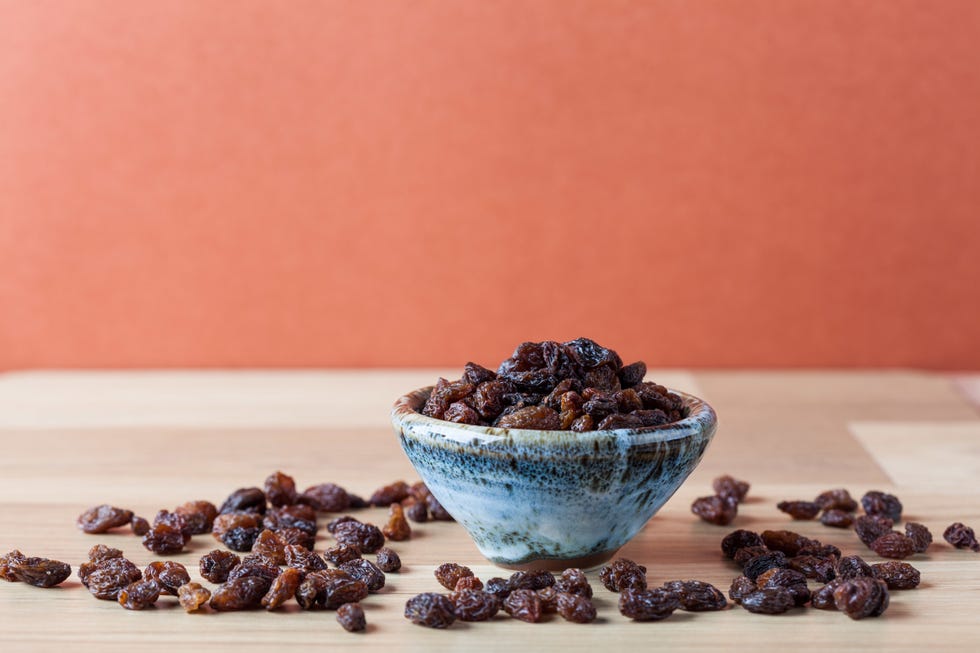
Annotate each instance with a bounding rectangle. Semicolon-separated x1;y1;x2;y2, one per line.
173;501;217;535
797;541;842;560
219;526;261;552
870;532;916;559
154;510;192;542
118;579;160;610
377;547;402;573
142;524;186;555
820;509;854;528
177;582;211;612
861;490;903;522
904;522;933;553
496;405;561;430
554;568;592;598
721;529;765;559
776;500;820;520
836;555;874;580
212;511;261;537
728;576;756;604
444;401;481;424
569;414;595;432
326;515;360;534
333;521;385;554
810;580;842;610
339;559;386;592
297;569;368;609
85;557;143;600
263;504;317;535
742;551;787;581
503;589;543;623
756;568;810;606
1;552;72;588
485;577;511;599
323;543;361;567
555;592;596;623
713;475;750;503
597;413;645;430
199;550;241;583
434;563;474;590
463;361;497;384
298;483;350;512
734;545;771;566
401;498;428;523
581;396;618;422
536;586;558;613
284;544;328;574
130;516;150;536
618;587;679;621
228;557;280;585
787;555;836;582
250;529;286;565
337;602;367;632
88;545;123;563
618;361;647;388
455;576;484;592
77;505;134;534
739;588;795;614
426;494;454;521
814;488;858;512
472;380;509;421
295;570;334;610
833;577;890;619
691;495;738;525
451;589;501;621
262;471;298;507
276;527;315;551
219;487;267;515
143;561;190;596
382;503;411;541
854;515;895;547
508;570;556;591
599;558;647;592
370;480;412;508
348;494;368;509
663;579;728;611
943;522;980;551
405;592;456;628
261;567;302;610
210;576;271;611
761;530;812;556
872;561;920;589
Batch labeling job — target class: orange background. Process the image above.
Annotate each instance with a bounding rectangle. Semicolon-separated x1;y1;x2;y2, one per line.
1;0;979;371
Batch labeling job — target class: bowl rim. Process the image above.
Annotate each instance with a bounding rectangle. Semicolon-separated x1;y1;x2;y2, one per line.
392;385;717;446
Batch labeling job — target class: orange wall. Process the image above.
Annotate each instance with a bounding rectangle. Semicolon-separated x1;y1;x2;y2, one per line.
1;0;979;370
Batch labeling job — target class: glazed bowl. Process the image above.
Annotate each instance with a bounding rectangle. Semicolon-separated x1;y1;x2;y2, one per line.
391;387;717;570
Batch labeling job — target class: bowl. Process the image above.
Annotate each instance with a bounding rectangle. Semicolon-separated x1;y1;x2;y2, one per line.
391;386;717;570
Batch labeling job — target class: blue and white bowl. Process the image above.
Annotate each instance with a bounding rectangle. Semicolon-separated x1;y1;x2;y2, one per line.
391;387;718;570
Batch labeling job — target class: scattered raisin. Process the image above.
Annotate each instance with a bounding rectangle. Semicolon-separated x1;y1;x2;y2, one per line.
691;495;738;525
810;579;842;610
599;558;647;592
210;576;271;611
833;577;890;619
404;592;456;628
756;568;810;606
262;567;302;610
263;504;317;535
797;541;841;560
742;551;787;582
434;563;474;590
663;579;728;611
861;491;903;522
77;505;134;534
820;509;854;528
87;545;123;563
218;526;261;553
375;548;401;573
836;555;874;580
904;522;933;553
943;522;980;551
199;550;241;583
508;570;556;591
739;588;795;614
870;532;916;559
177;582;211;612
814;488;858;512
787;555;836;582
484;577;511;599
451;589;501;622
713;475;750;503
175;500;218;535
761;530;812;556
118;579;160;610
219;487;267;515
296;569;368;609
369;480;411;507
721;529;765;559
382;503;411;541
333;520;385;554
455;576;484;592
854;515;895;547
250;529;286;565
556;592;596;623
298;483;350;512
263;471;298;507
402;498;428;523
276;526;315;550
143;561;190;596
83;557;142;600
554;568;592;598
618;587;679;621
284;544;328;574
872;561;921;590
733;545;771;566
337;602;367;632
0;552;72;588
323;543;361;567
212;512;262;539
503;589;543;623
728;576;756;604
130;516;150;536
426;494;453;521
326;515;360;534
228;557;280;585
339;559;386;592
536;586;558;613
776;500;820;520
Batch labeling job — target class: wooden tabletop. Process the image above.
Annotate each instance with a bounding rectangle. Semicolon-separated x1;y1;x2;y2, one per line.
1;370;978;652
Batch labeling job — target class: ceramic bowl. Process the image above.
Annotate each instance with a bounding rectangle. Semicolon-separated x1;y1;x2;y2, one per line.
391;386;717;570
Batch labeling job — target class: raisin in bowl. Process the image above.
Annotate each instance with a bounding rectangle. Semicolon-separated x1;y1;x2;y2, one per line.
391;386;717;571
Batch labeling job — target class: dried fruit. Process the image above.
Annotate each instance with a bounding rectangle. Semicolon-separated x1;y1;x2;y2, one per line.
836;555;874;580
212;512;262;538
536;586;559;613
324;543;361;567
451;589;501;622
713;475;750;502
369;480;411;507
904;522;933;553
814;488;858;512
870;532;916;559
295;569;368;609
84;557;143;600
739;588;795;614
404;592;456;628
618;587;679;621
872;561;921;589
218;526;261;553
833;577;890;619
508;570;556;591
143;561;190;596
787;555;836;582
262;567;302;610
118;579;160;610
599;558;647;592
721;529;765;559
854;515;895;547
797;541;841;560
333;520;385;554
426;494;454;521
339;559;386;592
455;576;484;592
742;551;787;581
728;576;756;604
0;551;72;588
219;487;267;515
691;495;738;525
298;483;350;512
326;515;360;534
77;505;134;534
554;568;592;598
177;582;211;612
250;529;286;565
503;589;543;623
761;530;813;556
275;526;315;550
861;491;903;522
484;577;511;598
663;579;728;611
263;504;317;536
756;568;810;606
776;500;820;520
375;548;401;573
337;602;367;632
210;576;271;611
228;557;280;585
175;500;218;535
130;516;150;536
382;503;411;541
434;563;474;590
943;522;980;551
402;498;428;523
810;580;842;610
87;545;123;563
199;550;241;583
284;543;329;574
263;471;298;507
733;545;771;566
820;509;854;528
556;592;596;623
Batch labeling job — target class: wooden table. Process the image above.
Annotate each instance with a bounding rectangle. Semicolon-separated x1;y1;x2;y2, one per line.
1;370;978;652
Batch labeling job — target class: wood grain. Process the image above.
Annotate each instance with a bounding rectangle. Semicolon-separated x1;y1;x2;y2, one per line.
0;371;978;652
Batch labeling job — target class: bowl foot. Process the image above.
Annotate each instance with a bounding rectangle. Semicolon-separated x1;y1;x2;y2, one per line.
490;548;618;572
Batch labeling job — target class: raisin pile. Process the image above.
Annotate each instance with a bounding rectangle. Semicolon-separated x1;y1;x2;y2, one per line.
420;338;683;431
691;474;750;526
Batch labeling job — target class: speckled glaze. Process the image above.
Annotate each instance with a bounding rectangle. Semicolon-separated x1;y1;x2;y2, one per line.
391;387;717;570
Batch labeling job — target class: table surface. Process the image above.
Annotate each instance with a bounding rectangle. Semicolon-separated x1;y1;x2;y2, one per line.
1;369;978;652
